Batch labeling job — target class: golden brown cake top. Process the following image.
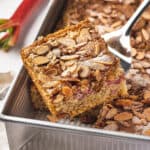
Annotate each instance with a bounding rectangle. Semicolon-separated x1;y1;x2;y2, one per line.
21;21;121;101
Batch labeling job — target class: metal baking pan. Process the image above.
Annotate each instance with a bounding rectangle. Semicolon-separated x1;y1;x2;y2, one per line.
1;0;150;150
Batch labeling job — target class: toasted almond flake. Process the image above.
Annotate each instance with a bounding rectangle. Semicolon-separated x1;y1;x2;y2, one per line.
52;48;61;57
65;60;76;66
116;99;133;107
33;45;49;55
111;21;122;28
33;56;49;66
143;129;150;136
132;116;142;125
57;37;76;47
43;81;59;88
143;108;150;121
61;63;77;77
114;112;133;121
95;70;102;81
46;88;59;96
54;95;64;103
76;28;91;43
95;55;114;65
142;11;150;20
131;48;137;57
79;65;90;78
103;123;119;131
144;90;150;100
142;29;149;41
61;55;79;60
141;61;150;68
95;42;101;55
75;42;87;48
136;52;145;60
62;86;73;97
106;108;118;119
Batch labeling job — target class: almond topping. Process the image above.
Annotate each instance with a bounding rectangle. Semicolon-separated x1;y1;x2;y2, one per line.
103;123;119;131
43;81;59;88
106;108;118;119
143;129;150;136
142;11;150;20
131;48;137;57
33;56;49;66
61;55;79;60
33;45;49;55
143;108;150;122
76;28;91;43
54;94;64;103
144;90;150;100
52;48;61;57
136;52;145;60
142;29;149;41
116;99;133;107
62;86;73;97
95;70;102;81
114;112;133;121
79;65;90;78
95;55;114;65
58;37;76;47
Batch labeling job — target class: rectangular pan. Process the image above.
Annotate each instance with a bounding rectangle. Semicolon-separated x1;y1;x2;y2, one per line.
0;0;150;150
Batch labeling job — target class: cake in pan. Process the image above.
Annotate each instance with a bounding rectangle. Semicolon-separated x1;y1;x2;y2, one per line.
21;20;127;118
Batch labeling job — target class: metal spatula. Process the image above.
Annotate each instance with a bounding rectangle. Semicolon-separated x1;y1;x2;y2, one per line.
102;0;150;71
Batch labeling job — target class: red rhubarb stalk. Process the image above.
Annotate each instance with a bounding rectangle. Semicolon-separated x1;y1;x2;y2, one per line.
0;0;42;50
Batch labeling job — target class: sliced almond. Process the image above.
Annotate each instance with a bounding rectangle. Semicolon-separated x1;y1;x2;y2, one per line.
136;52;145;60
57;37;76;47
103;123;119;131
131;48;137;57
111;21;122;28
61;63;78;77
142;29;149;41
52;48;61;57
43;81;59;88
95;42;101;56
33;45;49;55
95;70;102;81
132;116;142;125
133;18;146;31
65;60;76;67
54;94;64;103
48;40;59;47
143;129;150;136
105;108;118;119
76;28;91;43
33;56;49;66
62;86;73;97
79;65;90;78
143;108;150;121
94;55;114;65
46;88;59;96
144;90;150;100
114;112;133;121
61;55;79;60
116;99;133;107
142;11;150;20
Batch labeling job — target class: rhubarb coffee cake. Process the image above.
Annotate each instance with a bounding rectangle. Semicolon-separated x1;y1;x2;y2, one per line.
21;20;127;118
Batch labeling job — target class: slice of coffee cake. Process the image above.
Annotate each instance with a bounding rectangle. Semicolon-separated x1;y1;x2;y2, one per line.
21;20;127;118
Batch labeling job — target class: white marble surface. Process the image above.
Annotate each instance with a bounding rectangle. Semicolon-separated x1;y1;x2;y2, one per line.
0;0;53;149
